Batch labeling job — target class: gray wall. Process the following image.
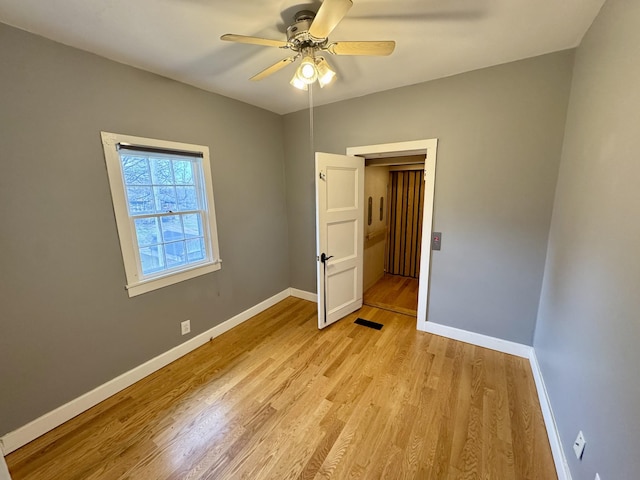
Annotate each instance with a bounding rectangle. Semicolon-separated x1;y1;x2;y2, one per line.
0;23;289;434
284;51;574;345
534;0;640;478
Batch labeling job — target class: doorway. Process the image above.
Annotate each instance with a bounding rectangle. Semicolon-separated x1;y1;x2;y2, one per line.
347;139;438;332
363;157;425;316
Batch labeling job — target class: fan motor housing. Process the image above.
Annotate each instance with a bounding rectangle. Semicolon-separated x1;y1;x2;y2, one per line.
286;10;326;50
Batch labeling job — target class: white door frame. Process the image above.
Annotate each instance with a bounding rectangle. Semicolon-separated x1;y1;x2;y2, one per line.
347;139;438;331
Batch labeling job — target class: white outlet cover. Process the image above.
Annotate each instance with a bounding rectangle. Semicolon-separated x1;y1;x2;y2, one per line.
573;430;586;459
181;320;191;335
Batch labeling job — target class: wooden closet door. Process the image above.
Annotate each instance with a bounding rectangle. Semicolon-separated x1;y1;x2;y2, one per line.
386;170;424;278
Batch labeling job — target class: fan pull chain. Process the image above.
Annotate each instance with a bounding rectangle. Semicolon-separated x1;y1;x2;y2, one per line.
308;83;315;162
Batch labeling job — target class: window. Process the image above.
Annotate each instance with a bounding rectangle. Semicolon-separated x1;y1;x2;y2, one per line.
101;132;221;296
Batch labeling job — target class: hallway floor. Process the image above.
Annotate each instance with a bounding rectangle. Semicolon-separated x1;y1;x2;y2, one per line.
364;273;419;316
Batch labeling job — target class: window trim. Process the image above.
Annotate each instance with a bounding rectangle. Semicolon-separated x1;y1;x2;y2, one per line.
101;132;221;297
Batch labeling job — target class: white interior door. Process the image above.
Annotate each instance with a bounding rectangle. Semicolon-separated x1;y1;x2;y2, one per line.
315;152;364;329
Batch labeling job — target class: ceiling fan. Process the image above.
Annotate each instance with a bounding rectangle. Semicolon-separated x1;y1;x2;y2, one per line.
221;0;395;90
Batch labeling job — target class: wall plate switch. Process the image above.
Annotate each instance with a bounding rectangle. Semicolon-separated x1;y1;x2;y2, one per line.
181;320;191;335
573;431;586;459
432;232;442;251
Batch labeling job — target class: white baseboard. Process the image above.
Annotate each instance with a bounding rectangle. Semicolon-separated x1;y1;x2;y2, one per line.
0;446;10;480
289;288;317;303
421;321;532;358
0;289;290;455
0;454;11;480
528;350;572;480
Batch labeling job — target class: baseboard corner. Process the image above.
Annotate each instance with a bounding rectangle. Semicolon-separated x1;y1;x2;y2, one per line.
289;288;317;303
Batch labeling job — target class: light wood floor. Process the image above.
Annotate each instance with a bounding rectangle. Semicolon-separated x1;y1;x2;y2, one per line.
364;273;419;316
7;297;556;479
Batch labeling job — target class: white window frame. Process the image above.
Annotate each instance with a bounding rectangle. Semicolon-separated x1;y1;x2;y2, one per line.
101;132;221;297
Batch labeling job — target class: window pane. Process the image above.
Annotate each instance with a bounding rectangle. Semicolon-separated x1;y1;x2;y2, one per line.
150;158;173;185
186;238;206;262
140;244;165;275
174;160;194;185
134;217;161;247
126;186;155;215
161;215;184;242
176;186;198;211
165;241;187;268
154;186;177;212
122;157;151;185
182;213;203;238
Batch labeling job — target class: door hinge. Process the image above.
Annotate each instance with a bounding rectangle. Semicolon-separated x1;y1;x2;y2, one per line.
319;171;326;181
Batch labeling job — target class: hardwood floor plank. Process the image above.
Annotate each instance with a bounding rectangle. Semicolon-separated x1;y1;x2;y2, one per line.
482;387;499;479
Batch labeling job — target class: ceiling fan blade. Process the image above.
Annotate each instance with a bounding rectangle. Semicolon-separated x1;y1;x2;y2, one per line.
220;34;289;49
250;56;297;81
308;0;353;39
326;41;396;56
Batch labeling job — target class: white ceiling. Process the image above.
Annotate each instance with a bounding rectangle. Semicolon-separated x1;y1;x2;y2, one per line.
0;0;606;114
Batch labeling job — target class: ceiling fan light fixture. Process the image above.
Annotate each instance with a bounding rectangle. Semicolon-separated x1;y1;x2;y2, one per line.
297;55;318;84
290;74;308;91
316;57;336;88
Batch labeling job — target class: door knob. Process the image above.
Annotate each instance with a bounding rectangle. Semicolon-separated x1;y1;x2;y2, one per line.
320;253;334;263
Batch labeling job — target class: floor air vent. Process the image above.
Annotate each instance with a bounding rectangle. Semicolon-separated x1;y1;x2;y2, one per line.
354;318;383;330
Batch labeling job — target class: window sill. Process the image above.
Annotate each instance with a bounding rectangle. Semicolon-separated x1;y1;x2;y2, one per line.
125;261;221;297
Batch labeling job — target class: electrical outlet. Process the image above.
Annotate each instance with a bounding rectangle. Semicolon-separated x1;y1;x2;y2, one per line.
573;430;586;460
181;320;191;335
